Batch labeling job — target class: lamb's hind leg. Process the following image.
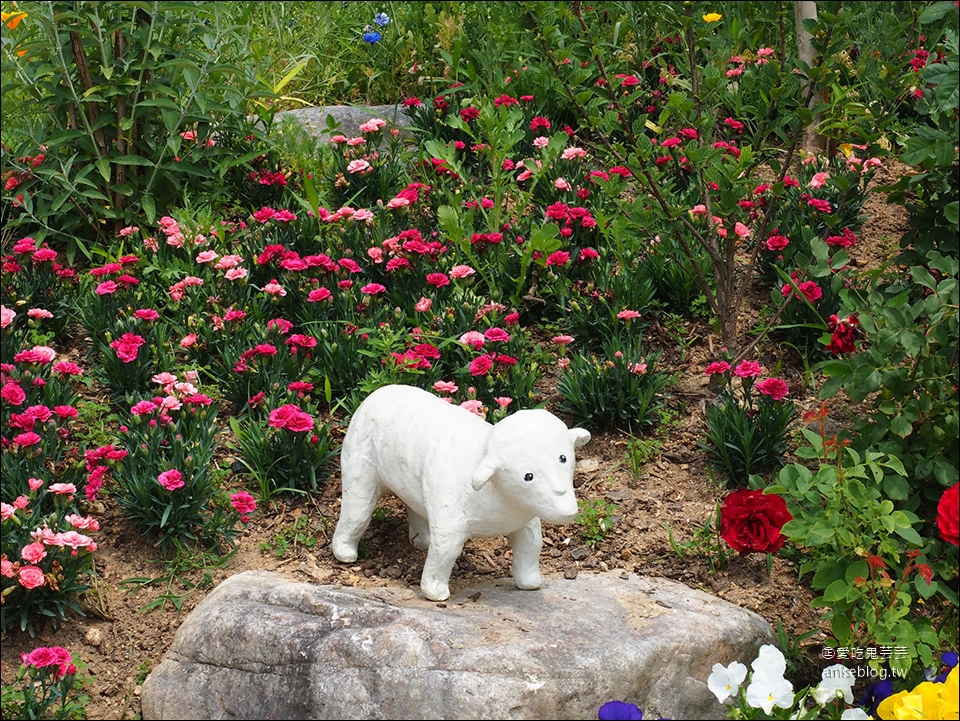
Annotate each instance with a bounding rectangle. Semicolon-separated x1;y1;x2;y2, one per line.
331;444;381;563
407;509;430;551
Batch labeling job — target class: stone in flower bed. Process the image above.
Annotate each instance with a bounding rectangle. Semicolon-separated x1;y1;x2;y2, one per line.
141;569;774;720
276;103;414;142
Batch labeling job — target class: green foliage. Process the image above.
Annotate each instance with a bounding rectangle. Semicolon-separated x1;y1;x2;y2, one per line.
258;513;326;558
575;497;618;547
0;1;271;257
119;541;237;612
665;501;729;574
819;251;959;501
556;340;669;433
887;26;960;262
769;428;955;676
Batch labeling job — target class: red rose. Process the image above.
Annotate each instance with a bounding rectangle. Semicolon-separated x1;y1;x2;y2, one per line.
937;483;959;546
720;489;793;554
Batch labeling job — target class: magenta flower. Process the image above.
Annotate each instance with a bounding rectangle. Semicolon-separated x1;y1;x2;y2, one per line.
426;273;450;288
705;361;731;376
268;404;315;433
545;250;570;266
470;355;494;376
755;377;789;401
14;431;42;447
157;469;185;492
230;491;257;517
733;360;763;378
360;283;387;295
110;332;146;363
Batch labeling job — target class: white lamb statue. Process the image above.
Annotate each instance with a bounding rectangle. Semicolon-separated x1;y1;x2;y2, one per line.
331;384;591;601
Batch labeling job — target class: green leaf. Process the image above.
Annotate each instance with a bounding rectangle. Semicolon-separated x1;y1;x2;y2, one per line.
111;155;153;166
142;195;156;224
915;576;938;600
893;526;923;545
900;137;932;166
945;201;959;227
911;266;937;290
890;414;913;438
918;1;956;22
436;205;461;239
160;503;172;528
823;579;848;602
831;613;852;645
882;474;910;501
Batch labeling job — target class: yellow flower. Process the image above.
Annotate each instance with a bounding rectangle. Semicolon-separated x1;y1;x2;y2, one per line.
702;12;722;22
877;670;960;720
2;10;28;29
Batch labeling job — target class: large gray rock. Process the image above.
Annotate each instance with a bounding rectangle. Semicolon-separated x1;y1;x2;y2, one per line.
142;570;774;720
276;104;414;143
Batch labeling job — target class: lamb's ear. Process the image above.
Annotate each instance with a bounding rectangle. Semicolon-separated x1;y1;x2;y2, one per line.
570;428;591;449
471;457;498;491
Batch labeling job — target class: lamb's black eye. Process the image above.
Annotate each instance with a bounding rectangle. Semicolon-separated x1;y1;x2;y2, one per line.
559;455;567;464
524;472;534;482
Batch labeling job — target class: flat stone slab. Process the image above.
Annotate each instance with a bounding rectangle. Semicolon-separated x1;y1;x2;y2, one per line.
276;104;413;142
141;569;774;720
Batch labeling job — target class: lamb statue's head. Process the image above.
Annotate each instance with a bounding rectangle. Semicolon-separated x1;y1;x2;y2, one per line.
471;409;591;524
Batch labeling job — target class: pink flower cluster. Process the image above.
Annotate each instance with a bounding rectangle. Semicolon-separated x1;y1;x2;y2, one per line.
268;404;315;433
704;360;790;401
19;646;77;680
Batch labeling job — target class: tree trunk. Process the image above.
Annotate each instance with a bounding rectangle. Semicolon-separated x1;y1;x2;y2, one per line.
794;1;823;154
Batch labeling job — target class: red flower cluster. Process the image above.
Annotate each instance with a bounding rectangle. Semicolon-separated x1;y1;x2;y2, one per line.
720;489;793;554
825;313;859;354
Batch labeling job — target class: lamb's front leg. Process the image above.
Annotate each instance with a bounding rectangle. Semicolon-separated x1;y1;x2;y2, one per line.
509;517;543;590
419;528;466;602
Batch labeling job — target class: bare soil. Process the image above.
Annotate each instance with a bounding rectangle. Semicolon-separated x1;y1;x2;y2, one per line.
0;168;909;721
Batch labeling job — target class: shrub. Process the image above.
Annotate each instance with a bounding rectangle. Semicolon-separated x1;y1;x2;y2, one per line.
0;2;270;257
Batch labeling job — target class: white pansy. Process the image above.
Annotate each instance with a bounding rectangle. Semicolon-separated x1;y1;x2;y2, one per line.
745;671;795;715
707;661;748;703
745;645;794;714
752;644;788;677
840;709;872;720
813;664;856;705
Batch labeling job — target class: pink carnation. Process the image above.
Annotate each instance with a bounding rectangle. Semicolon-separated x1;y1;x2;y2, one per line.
755;377;789;401
157;469;184;491
733;360;763;378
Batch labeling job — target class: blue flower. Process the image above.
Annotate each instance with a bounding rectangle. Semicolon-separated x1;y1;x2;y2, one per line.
858;678;893;716
598;700;643;720
362;30;382;44
374;12;389;27
936;651;959;683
